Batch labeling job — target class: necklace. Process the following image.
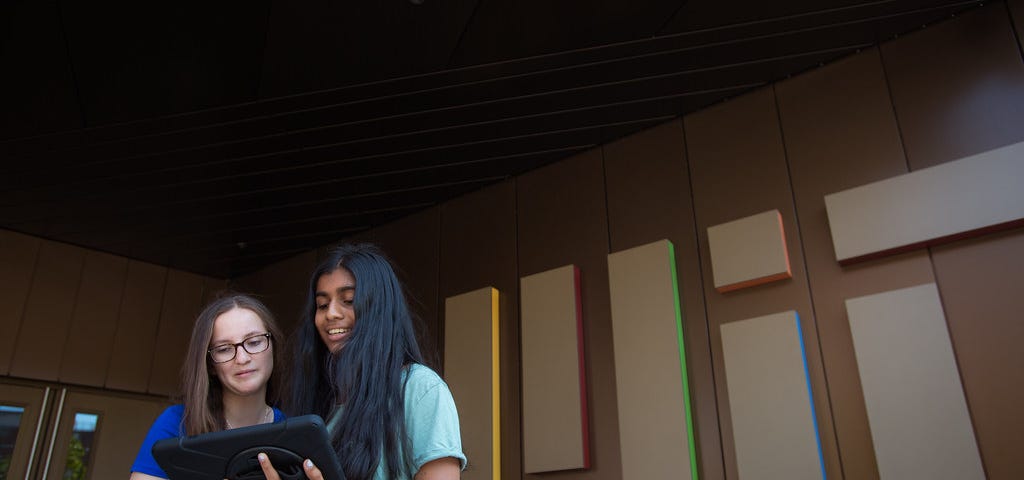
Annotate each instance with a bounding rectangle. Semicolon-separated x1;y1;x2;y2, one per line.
225;405;272;430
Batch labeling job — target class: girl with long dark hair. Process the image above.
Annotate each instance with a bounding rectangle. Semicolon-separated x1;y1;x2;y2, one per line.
260;243;465;480
129;294;286;480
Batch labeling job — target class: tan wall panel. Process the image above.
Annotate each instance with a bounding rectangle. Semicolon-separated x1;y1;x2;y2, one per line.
9;241;85;380
0;230;41;375
824;140;1024;264
882;5;1024;478
147;270;205;396
775;48;937;480
845;284;984;480
603;120;722;480
444;287;498;480
105;261;168;392
438;180;520;480
683;87;839;479
517;149;619;480
58;251;128;386
607;240;696;480
520;265;586;473
720;311;823;480
707;209;791;291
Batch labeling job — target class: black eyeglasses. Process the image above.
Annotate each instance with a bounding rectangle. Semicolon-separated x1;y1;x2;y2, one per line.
208;333;272;364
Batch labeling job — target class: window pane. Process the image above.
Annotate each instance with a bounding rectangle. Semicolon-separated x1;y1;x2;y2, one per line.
63;412;99;480
0;405;27;478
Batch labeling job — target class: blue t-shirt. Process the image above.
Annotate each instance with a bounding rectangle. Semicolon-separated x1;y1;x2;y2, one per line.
327;364;466;480
130;404;285;479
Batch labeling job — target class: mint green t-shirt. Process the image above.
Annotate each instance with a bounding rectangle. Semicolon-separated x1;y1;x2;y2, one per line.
328;364;467;480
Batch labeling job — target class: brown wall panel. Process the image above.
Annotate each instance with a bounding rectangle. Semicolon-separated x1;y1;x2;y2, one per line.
0;230;41;375
349;207;443;367
9;241;85;380
106;261;168;392
602;120;723;480
1011;0;1024;48
59;251;129;386
202;277;230;306
242;251;317;337
929;231;1024;480
517;149;620;480
882;5;1024;478
882;5;1024;170
438;180;521;480
147;270;206;396
683;87;839;480
775;49;937;480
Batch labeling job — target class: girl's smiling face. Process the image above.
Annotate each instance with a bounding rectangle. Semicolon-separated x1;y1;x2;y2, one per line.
315;267;356;353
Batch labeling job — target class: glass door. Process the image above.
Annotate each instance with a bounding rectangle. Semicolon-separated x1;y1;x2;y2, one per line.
1;382;167;480
0;383;52;480
42;390;168;480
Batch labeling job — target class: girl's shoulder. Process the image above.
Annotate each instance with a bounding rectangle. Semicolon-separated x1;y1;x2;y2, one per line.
404;363;448;391
160;404;186;419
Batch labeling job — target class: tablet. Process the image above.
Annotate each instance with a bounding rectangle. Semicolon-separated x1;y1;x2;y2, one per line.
152;414;345;480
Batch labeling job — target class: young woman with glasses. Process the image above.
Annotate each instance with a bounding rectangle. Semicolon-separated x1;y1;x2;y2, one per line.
129;294;285;480
259;243;465;480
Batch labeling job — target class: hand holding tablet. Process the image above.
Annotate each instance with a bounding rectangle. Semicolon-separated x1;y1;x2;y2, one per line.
152;415;344;480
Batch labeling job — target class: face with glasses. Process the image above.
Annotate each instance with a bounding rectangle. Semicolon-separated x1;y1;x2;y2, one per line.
208;307;274;400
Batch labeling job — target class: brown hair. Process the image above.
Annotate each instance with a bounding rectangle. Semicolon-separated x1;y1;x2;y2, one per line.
180;293;283;435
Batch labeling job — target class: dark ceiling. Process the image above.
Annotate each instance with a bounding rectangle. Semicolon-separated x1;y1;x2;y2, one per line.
0;0;984;278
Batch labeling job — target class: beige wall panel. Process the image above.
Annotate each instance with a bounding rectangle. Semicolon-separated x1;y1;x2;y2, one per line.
0;230;41;375
720;311;823;480
444;287;499;480
708;209;791;291
9;241;85;381
105;261;168;392
439;180;520;480
776;48;937;480
147;269;205;396
58;251;128;386
845;284;984;480
825;140;1024;264
519;265;586;473
603;120;722;480
883;5;1024;478
683;87;839;479
346;207;442;366
607;240;696;480
882;4;1024;170
517;149;618;480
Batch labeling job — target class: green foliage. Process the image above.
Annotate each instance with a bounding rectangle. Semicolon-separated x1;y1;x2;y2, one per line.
0;454;12;480
63;437;87;480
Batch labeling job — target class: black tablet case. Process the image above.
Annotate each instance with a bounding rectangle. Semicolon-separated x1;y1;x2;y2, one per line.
152;414;345;480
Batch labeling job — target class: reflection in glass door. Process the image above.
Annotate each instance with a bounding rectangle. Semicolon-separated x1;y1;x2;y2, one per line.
1;406;26;477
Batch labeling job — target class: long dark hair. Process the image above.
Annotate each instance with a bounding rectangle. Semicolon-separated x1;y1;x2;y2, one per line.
284;243;425;480
181;293;283;436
